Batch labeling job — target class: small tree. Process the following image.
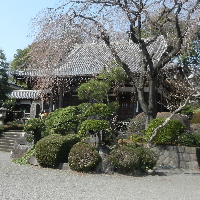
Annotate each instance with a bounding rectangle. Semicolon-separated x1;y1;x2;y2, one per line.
77;65;125;145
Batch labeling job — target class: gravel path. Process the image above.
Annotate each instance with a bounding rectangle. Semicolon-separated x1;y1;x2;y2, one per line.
1;151;200;200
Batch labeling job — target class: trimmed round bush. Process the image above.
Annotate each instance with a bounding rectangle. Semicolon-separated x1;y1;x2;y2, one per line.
68;142;101;172
135;147;157;171
35;134;80;168
109;146;139;174
144;118;186;145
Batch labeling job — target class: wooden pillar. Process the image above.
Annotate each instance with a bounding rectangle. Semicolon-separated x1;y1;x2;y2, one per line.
49;93;53;113
59;86;63;108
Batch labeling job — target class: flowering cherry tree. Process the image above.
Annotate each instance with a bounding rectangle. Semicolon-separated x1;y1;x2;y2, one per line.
28;0;200;128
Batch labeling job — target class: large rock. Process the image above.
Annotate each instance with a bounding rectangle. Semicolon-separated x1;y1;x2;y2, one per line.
11;133;34;159
96;145;114;175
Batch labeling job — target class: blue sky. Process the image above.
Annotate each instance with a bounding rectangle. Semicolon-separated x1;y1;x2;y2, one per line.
0;0;56;62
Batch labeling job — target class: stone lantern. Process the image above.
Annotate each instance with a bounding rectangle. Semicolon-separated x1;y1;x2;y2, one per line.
0;107;7;125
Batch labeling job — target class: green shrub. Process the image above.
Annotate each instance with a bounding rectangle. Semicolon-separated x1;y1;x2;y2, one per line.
144;118;186;145
84;102;119;119
135;147;157;171
77;79;110;102
109;146;139;174
35;134;80;168
43;105;88;136
24;118;45;133
78;119;111;137
24;118;45;143
68;142;101;172
177;133;200;147
180;102;200;117
3;96;16;111
130;134;146;144
192;134;200;146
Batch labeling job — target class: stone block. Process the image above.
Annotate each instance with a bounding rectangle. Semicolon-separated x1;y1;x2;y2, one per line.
185;147;196;154
190;154;197;161
58;163;70;170
180;161;188;169
177;146;186;153
11;134;34;159
170;151;179;160
178;153;183;161
28;155;39;166
187;161;199;170
158;155;165;163
11;145;30;159
163;157;170;166
182;153;190;162
169;160;177;168
164;150;170;157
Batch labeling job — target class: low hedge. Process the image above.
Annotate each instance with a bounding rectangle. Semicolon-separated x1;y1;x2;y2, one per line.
35;134;80;168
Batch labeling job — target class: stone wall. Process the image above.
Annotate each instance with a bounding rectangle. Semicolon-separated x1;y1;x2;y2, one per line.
151;145;200;170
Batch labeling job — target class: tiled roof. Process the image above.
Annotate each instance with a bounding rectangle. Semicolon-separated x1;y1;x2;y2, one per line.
9;90;41;99
54;36;167;77
12;36;167;78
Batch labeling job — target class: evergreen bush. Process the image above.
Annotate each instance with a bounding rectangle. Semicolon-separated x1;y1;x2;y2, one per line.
78;119;111;138
68;142;101;172
180;102;200;118
144;118;186;145
43;105;89;136
35;134;80;168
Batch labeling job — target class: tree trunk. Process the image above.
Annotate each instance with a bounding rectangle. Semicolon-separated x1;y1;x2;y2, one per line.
137;72;158;128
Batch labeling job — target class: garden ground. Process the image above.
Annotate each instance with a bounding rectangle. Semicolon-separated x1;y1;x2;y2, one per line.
1;151;200;200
